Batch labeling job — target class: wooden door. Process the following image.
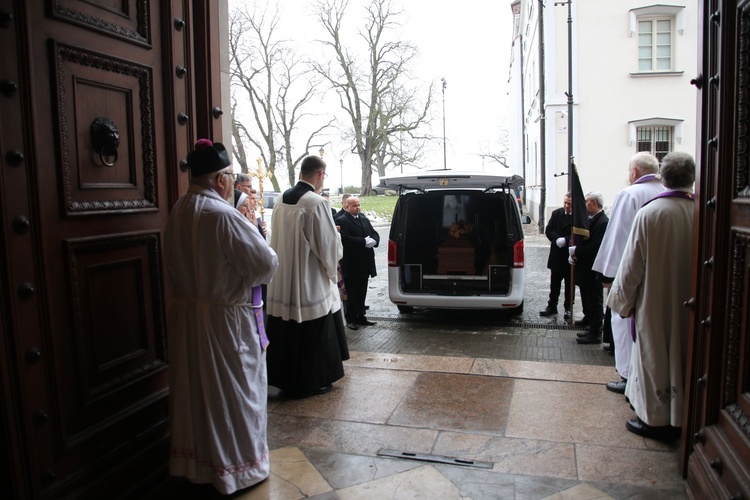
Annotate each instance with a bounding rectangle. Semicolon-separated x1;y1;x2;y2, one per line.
0;1;222;498
683;0;750;497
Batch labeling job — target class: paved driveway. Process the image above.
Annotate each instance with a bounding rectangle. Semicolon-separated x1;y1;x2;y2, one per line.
349;222;613;367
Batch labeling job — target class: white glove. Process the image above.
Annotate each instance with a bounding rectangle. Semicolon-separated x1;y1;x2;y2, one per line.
568;256;576;265
568;245;576;256
364;236;376;248
556;237;566;248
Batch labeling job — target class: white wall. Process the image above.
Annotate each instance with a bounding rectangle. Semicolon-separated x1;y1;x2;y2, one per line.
509;0;698;221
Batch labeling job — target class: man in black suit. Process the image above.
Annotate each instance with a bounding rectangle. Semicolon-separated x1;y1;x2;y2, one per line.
336;196;379;329
570;191;609;344
540;193;572;319
335;193;351;219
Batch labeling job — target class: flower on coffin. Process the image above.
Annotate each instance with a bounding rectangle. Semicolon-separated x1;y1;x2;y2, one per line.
448;220;473;239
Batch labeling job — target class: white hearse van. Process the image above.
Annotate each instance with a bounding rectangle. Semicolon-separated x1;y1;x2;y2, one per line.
382;171;528;315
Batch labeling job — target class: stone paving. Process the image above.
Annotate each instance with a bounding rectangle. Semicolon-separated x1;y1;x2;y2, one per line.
351;220;615;367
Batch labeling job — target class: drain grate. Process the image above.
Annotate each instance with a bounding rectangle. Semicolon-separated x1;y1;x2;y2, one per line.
377;449;493;469
366;315;583;330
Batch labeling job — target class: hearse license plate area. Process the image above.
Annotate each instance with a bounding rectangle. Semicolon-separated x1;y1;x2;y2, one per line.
401;264;512;295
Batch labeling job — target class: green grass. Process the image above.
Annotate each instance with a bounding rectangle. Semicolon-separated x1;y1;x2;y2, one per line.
332;195;397;221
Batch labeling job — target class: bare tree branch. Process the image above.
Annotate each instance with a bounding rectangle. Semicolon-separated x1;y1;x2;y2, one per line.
229;2;332;190
312;0;432;194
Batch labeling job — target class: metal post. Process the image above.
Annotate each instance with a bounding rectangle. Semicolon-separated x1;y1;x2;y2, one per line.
441;77;447;170
566;0;574;174
339;159;343;195
554;0;574;185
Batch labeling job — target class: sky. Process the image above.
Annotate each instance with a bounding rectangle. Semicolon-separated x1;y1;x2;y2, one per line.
230;0;514;190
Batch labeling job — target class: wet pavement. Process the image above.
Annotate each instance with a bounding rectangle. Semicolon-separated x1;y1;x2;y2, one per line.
350;221;614;368
147;219;684;499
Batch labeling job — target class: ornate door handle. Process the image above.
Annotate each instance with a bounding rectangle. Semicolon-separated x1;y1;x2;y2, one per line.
90;117;120;167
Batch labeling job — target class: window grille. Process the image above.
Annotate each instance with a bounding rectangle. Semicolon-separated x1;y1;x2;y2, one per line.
636;126;673;162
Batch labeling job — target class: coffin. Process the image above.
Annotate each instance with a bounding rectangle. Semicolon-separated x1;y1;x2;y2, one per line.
436;239;475;274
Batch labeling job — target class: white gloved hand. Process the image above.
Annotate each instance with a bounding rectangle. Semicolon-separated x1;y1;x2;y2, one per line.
568;256;576;265
568;245;576;256
556;237;566;248
364;236;376;248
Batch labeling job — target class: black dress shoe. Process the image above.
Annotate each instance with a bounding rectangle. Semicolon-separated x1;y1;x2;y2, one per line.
577;333;602;344
346;322;359;330
574;317;590;326
356;318;376;326
563;310;571;320
310;384;332;395
606;380;626;394
576;331;589;338
539;307;558;317
626;418;681;443
284;384;333;399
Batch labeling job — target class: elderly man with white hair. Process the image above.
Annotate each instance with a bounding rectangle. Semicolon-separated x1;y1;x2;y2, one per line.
569;191;609;345
164;139;278;494
593;152;665;393
608;151;696;443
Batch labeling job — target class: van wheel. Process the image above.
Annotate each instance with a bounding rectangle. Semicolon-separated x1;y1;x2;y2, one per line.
397;305;414;314
507;302;524;316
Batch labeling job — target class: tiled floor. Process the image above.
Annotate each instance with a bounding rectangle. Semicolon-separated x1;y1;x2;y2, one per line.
153;351;686;499
147;229;687;498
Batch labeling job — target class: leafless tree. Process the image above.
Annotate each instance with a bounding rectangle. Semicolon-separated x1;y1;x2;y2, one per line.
478;127;511;169
313;0;433;194
228;2;332;189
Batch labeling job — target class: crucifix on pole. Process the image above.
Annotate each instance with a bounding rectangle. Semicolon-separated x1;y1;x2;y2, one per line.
441;77;447;170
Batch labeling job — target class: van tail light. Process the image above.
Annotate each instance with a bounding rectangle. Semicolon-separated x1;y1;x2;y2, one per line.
513;239;525;268
388;239;397;266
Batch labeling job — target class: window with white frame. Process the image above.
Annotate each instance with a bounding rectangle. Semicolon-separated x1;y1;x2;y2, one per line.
638;18;673;71
630;5;685;74
636;125;673;162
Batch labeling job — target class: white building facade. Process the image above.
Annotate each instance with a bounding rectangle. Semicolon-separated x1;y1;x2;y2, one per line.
508;0;698;228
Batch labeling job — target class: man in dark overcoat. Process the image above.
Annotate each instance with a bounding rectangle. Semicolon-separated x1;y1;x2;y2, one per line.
335;196;379;329
541;193;573;319
570;191;609;344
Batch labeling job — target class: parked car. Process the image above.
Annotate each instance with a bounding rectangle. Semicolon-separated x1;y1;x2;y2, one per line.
382;171;529;315
260;191;280;231
370;180;391;195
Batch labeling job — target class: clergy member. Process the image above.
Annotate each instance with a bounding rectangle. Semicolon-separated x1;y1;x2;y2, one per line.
164;139;278;494
608;151;695;443
266;155;348;397
592;152;664;393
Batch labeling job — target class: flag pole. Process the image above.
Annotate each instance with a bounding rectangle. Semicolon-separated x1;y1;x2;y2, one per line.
569;156;575;328
568;156;589;327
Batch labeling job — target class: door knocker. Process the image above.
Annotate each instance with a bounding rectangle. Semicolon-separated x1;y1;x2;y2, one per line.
90;117;120;167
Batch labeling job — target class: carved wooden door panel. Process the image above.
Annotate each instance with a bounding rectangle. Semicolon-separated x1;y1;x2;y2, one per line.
0;1;201;498
683;0;750;497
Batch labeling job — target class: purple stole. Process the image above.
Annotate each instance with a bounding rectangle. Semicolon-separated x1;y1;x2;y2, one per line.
643;189;695;206
634;173;658;185
253;286;269;350
631;189;695;341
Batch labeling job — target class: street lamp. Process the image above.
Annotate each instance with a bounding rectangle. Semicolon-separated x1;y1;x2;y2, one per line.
441;77;447;170
319;147;324;158
339;159;344;194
